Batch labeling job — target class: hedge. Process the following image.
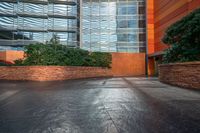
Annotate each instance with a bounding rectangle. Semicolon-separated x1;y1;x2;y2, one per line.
14;43;112;68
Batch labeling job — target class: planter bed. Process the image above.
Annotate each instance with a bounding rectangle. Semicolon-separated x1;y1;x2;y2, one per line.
0;66;112;81
159;62;200;89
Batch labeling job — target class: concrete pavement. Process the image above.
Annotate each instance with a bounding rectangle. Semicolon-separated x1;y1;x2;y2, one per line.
0;77;200;133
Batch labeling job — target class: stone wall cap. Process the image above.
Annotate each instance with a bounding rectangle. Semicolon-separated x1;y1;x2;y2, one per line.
0;66;110;69
159;61;200;67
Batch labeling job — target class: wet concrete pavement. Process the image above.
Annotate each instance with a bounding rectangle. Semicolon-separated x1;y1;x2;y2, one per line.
0;77;200;133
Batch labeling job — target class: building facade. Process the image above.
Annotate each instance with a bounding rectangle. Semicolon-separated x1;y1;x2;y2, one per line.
0;0;79;50
0;0;146;53
1;0;200;76
81;0;146;53
147;0;200;76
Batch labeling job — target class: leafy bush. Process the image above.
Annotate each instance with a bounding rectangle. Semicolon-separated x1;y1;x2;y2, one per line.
91;52;112;67
14;43;112;68
162;8;200;63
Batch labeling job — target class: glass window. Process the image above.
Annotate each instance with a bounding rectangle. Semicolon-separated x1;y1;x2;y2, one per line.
83;34;90;42
100;34;109;42
128;20;138;28
117;20;128;28
128;34;138;42
127;6;137;14
91;3;99;15
117;7;126;15
91;34;100;42
0;1;79;49
18;3;47;14
81;0;146;53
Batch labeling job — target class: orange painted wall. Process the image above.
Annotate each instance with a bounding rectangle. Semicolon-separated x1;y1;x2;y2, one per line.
147;0;155;54
5;51;24;63
0;51;24;63
147;0;200;53
148;58;155;76
112;53;146;76
153;0;200;53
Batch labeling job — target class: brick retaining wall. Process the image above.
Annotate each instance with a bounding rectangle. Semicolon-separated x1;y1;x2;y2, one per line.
159;62;200;89
0;66;112;81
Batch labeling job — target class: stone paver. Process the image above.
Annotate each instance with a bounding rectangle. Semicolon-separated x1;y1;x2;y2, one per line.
0;77;200;133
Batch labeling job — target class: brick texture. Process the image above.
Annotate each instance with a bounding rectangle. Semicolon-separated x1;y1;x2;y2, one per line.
159;62;200;89
0;66;112;81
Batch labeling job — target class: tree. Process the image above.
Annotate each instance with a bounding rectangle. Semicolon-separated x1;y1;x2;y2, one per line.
162;8;200;63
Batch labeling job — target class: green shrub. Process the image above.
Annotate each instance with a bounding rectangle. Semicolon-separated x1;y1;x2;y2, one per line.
90;52;112;67
14;43;112;68
162;8;200;63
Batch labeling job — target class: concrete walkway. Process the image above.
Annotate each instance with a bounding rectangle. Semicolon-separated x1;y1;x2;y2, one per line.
0;77;200;133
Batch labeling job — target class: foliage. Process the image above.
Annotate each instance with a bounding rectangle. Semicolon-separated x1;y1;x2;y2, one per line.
91;52;112;67
162;8;200;63
14;43;112;68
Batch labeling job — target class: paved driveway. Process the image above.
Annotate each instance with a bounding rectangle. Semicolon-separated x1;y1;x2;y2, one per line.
0;77;200;133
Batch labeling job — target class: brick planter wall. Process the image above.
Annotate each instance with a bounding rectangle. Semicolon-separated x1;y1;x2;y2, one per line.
159;62;200;89
0;66;112;81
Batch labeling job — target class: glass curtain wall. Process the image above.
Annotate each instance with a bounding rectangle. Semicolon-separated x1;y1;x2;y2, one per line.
81;0;146;53
0;0;79;51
